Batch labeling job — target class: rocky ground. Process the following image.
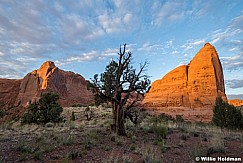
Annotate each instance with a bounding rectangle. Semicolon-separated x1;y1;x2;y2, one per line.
0;106;243;163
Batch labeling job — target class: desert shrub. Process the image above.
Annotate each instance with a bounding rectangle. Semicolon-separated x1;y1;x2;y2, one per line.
150;113;175;126
84;106;94;121
212;97;243;130
67;150;80;160
33;150;42;160
129;143;136;151
0;110;7;118
22;93;63;125
70;111;75;121
150;125;168;140
158;113;175;122
175;115;184;123
124;107;143;126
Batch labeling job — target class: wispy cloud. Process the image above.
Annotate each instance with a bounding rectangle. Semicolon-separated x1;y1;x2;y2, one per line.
181;39;205;51
0;0;143;78
221;53;243;71
225;79;243;89
55;48;118;67
207;14;243;71
209;14;243;45
137;40;174;54
210;28;242;44
152;1;187;26
227;94;243;99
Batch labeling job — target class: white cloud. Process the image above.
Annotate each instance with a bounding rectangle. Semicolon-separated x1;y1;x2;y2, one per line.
221;53;243;71
231;15;243;29
59;14;104;43
123;13;133;24
152;1;187;26
56;48;118;67
137;42;163;52
181;39;205;51
138;40;174;53
210;28;242;44
98;10;136;34
225;79;243;89
0;51;4;56
209;14;243;46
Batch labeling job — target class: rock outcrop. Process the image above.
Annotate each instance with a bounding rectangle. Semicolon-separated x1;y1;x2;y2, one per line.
228;99;243;107
0;61;94;109
143;43;227;121
16;61;94;107
0;79;22;108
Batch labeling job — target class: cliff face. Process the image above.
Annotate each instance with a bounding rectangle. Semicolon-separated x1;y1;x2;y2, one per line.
143;65;190;107
16;61;94;107
143;43;227;121
0;61;94;109
0;79;22;108
187;43;226;108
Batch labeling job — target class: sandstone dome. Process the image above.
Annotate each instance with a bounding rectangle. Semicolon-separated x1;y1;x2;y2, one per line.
143;43;227;121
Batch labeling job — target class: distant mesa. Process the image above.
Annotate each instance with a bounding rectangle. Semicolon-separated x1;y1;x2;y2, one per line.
0;61;94;109
228;99;243;107
143;43;227;122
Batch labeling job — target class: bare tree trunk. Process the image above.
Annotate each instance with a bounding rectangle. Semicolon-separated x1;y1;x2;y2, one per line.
112;103;126;136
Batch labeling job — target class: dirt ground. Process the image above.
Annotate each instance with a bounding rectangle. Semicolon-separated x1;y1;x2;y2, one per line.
0;106;243;163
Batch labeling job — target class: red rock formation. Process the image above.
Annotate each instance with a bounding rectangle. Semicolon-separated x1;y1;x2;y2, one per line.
228;99;243;107
16;61;94;107
143;43;227;122
0;79;22;108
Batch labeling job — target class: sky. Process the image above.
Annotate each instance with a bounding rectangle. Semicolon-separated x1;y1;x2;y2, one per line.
0;0;243;99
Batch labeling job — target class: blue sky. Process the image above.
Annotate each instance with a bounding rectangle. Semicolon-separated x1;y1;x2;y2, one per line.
0;0;242;99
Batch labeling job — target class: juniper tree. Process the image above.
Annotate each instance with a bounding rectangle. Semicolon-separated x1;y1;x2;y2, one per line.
22;93;63;124
89;44;150;135
212;96;243;130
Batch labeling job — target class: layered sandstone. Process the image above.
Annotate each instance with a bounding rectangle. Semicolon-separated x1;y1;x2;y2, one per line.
16;61;94;107
143;43;227;121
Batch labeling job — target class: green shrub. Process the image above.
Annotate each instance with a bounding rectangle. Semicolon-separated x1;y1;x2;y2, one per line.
0;110;7;118
70;111;75;121
84;107;94;121
68;150;80;160
22;93;63;125
176;115;184;123
150;125;168;140
129;143;136;151
212;97;243;130
33;150;42;160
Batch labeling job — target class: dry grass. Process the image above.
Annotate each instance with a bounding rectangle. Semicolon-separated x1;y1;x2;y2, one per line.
0;106;242;162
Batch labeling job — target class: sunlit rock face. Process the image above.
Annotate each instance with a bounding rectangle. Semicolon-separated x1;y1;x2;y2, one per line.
143;43;227;122
16;61;94;107
228;99;243;107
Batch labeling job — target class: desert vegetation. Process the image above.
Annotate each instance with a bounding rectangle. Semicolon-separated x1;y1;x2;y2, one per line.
0;45;242;162
22;93;63;125
0;104;243;162
89;43;150;136
212;96;243;130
